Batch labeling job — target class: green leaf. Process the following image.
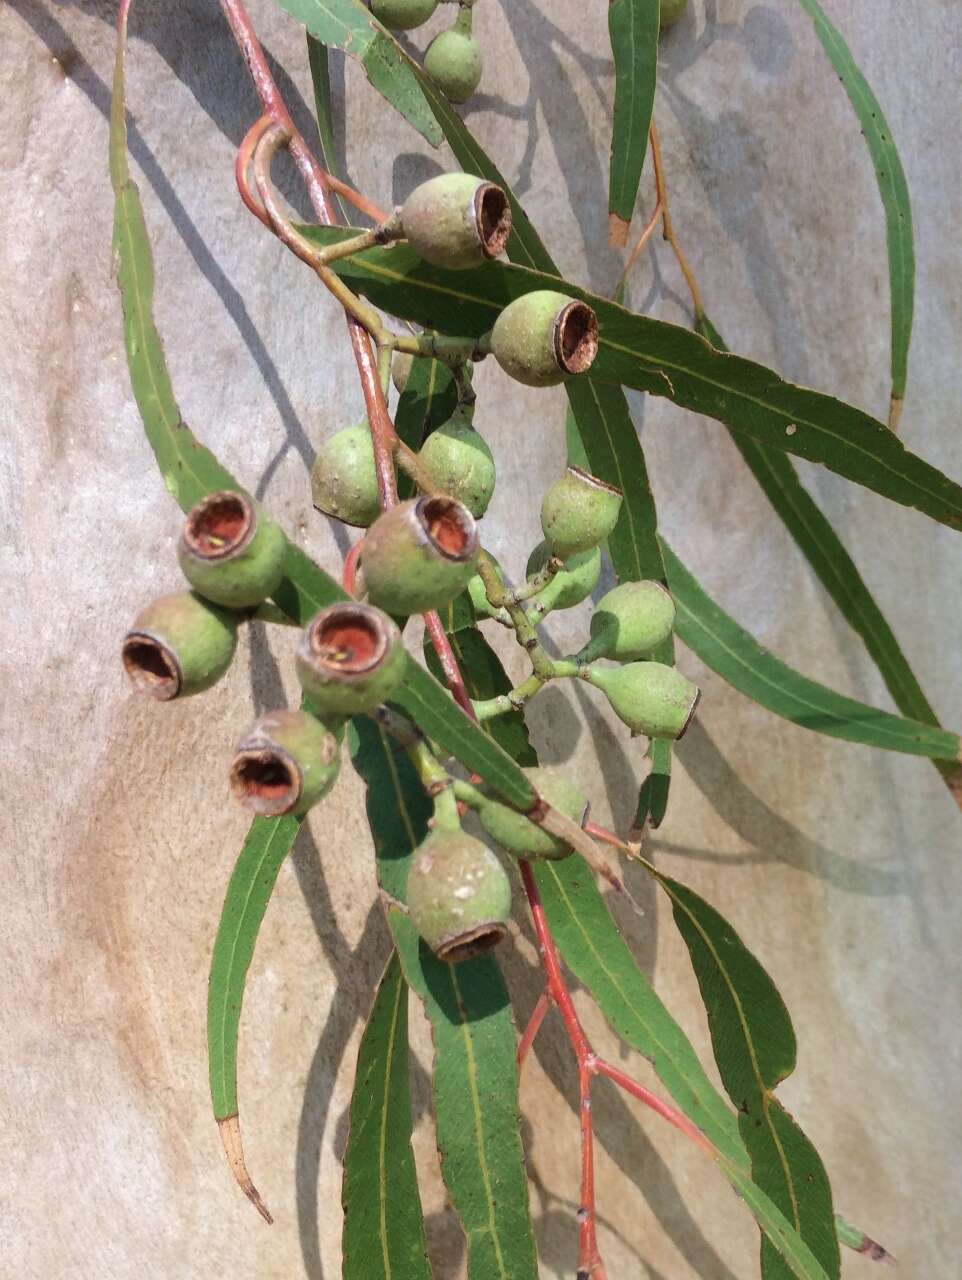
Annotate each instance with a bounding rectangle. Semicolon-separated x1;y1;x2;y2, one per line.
273;0;442;146
833;1213;894;1263
533;857;832;1280
607;0;659;239
304;234;962;531
656;874;840;1279
349;719;539;1280
661;538;961;762
306;35;349;224
794;0;913;418
341;950;432;1280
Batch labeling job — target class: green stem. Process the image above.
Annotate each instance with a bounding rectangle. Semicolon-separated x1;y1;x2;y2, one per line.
391;332;491;366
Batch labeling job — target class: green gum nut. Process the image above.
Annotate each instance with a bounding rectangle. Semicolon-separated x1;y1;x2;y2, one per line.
540;465;623;560
406;830;511;963
660;0;688;30
296;601;407;716
418;405;496;518
392;351;414;395
490;291;599;387
361;494;480;615
525;540;601;614
122;591;238;701
423;17;483;105
580;580;676;663
476;768;589;861
400;172;511;269
230;709;340;818
311;421;380;528
587;660;700;739
371;0;438;31
177;490;286;609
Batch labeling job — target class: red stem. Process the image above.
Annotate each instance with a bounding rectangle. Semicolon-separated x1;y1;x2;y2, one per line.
517;990;550;1067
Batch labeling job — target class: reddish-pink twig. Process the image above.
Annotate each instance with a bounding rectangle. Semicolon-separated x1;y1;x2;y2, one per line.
341;538;364;596
517;990;550;1067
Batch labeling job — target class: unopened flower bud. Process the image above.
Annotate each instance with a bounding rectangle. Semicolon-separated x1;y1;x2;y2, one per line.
362;495;480;615
177;490;286;609
586;661;700;739
122;591;238;701
296;602;406;715
579;580;676;663
371;0;438;31
399;173;510;269
418;406;496;518
424;14;483;104
406;830;511;962
311;422;380;528
475;768;589;861
525;541;601;614
490;291;599;387
540;466;623;560
230;709;340;817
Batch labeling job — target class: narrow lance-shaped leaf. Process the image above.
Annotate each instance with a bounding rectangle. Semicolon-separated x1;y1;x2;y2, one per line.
304;233;962;532
652;870;840;1279
306;35;349;224
207;814;303;1222
349;719;539;1280
661;537;961;762
607;0;660;245
793;0;914;426
697;314;962;802
272;0;442;146
341;950;432;1280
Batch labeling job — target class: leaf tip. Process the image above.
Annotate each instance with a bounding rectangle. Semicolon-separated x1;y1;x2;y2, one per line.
217;1114;274;1224
608;213;630;248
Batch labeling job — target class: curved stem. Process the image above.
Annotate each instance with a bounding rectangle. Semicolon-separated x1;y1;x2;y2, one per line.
649;121;704;321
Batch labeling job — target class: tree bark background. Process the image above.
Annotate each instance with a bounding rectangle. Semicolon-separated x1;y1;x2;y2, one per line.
2;1;960;1275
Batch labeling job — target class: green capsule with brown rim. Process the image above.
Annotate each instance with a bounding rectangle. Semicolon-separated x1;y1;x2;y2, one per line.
177;490;286;609
418;405;496;518
490;291;599;387
474;767;589;861
399;172;510;269
423;11;483;104
406;829;512;963
122;591;238;702
525;540;601;614
586;660;700;739
311;421;380;528
296;601;407;716
361;494;480;616
230;709;340;817
540;466;623;560
579;580;676;662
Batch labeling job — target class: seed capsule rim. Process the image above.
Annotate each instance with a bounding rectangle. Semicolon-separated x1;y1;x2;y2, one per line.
181;490;256;564
229;740;303;817
552;301;599;376
121;629;182;701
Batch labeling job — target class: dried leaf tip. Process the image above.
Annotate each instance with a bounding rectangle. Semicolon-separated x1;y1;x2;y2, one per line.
217;1114;274;1224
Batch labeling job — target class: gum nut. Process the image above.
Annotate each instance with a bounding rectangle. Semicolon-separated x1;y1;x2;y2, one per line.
230;709;340;817
660;0;688;29
361;495;480;616
392;351;415;395
296;601;407;716
582;580;676;662
122;591;238;701
423;29;483;104
177;489;286;609
490;291;599;387
400;171;510;269
526;540;602;612
371;0;438;31
476;768;589;860
311;422;381;528
405;829;512;962
419;409;496;517
588;661;700;739
540;465;623;560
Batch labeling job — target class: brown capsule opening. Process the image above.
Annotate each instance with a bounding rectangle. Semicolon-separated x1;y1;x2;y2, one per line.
566;464;622;497
473;182;512;260
677;687;702;742
229;747;300;816
122;632;181;701
307;603;388;676
553;301;599;375
417;495;478;562
183;491;254;561
436;921;508;964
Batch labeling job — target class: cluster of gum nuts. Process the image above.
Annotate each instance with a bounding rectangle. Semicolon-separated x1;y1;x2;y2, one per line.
121;169;699;966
